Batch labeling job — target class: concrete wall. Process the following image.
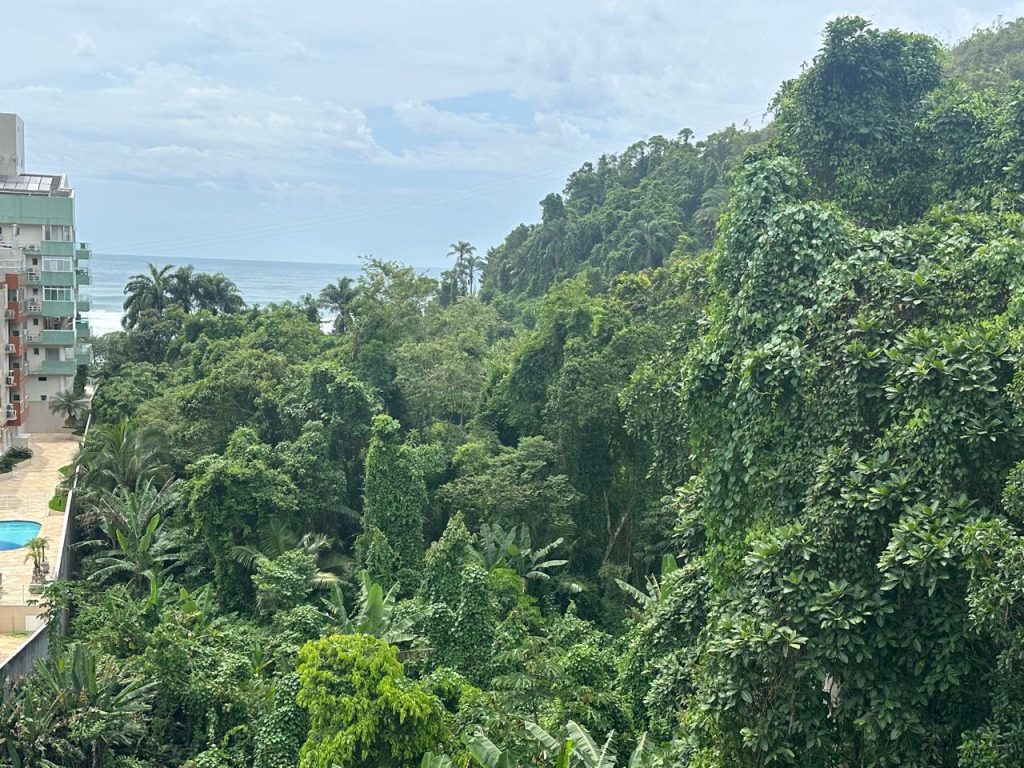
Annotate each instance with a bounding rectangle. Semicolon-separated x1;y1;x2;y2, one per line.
0;605;44;634
23;405;65;432
0;114;25;177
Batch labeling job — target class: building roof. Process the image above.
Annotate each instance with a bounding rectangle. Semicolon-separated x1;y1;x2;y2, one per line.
0;174;70;197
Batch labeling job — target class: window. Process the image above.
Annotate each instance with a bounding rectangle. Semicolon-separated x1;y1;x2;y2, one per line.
43;257;72;272
42;225;72;242
32;319;39;326
38;377;46;381
32;348;38;356
40;394;47;401
43;287;71;301
31;258;38;266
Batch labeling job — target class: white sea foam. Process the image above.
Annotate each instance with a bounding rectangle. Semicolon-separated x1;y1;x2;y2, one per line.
86;310;124;337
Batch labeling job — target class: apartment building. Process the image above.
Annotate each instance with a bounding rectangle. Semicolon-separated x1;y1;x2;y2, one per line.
0;114;91;445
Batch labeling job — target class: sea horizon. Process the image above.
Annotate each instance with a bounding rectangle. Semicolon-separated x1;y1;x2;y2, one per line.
88;252;444;336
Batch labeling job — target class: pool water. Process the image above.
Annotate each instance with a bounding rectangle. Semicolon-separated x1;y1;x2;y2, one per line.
0;520;42;551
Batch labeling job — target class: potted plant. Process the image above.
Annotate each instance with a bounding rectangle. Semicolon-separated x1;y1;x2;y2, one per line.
25;536;49;594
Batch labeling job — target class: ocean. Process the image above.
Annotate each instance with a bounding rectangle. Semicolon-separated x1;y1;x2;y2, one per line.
89;253;441;336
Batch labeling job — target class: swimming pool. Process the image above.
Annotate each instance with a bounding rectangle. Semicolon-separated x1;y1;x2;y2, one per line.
0;520;42;551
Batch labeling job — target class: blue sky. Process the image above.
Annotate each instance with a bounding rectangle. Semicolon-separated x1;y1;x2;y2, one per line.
2;1;1020;267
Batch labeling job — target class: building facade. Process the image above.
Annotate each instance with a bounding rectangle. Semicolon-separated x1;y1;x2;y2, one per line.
0;114;91;444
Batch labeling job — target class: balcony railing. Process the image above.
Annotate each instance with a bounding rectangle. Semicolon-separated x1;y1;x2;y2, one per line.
26;359;78;376
24;329;75;346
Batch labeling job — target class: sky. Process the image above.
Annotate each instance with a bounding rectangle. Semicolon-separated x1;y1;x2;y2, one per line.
1;1;1021;268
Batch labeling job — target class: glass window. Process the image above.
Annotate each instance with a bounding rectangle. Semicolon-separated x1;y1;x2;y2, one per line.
43;287;71;301
43;257;72;272
42;225;73;242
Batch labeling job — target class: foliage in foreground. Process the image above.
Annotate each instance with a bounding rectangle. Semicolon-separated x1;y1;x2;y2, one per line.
3;14;1024;768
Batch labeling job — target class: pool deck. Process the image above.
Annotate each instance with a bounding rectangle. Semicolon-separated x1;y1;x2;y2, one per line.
0;431;81;665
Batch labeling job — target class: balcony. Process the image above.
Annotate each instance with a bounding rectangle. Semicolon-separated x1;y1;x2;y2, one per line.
5;303;18;322
41;300;75;317
76;343;92;366
75;243;91;260
76;268;91;285
4;402;22;426
27;359;78;376
75;319;91;337
25;329;75;346
77;294;91;312
42;270;75;287
41;241;74;257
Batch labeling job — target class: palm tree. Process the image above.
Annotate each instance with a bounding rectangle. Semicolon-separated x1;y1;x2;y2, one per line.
24;536;49;585
48;389;88;427
168;264;196;312
318;277;357;334
447;241;476;295
232;519;345;592
627;220;675;270
76;420;171;496
193;272;245;315
122;263;174;329
87;480;181;592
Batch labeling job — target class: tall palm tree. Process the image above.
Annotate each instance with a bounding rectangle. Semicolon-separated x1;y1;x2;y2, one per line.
122;263;174;329
168;264;196;312
193;272;245;315
318;277;357;334
48;389;88;427
76;420;171;496
447;241;476;295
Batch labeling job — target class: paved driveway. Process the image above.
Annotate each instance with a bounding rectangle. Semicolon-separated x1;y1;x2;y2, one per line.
0;431;81;665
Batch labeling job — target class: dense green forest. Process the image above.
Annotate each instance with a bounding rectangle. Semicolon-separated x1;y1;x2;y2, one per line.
3;15;1024;768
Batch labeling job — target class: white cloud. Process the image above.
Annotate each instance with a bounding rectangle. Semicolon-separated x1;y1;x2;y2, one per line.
4;62;381;190
0;0;1017;261
70;31;97;57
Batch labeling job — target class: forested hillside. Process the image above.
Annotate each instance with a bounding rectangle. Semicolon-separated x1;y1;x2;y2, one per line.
3;15;1024;768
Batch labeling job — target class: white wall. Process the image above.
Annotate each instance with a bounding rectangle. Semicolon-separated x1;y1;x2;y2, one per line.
23;404;65;432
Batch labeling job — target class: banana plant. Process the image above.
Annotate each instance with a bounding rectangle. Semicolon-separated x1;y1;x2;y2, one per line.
319;569;421;645
615;554;678;610
528;721;666;768
467;729;573;768
420;754;454;768
422;722;663;768
477;522;568;581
